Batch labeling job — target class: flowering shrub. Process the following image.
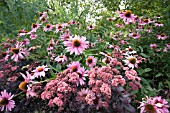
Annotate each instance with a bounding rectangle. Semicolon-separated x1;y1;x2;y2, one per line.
0;3;169;113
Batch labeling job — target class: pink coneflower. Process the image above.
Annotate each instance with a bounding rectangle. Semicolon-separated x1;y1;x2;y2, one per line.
20;71;35;82
129;32;141;39
135;16;142;23
113;34;120;41
55;55;67;64
106;17;114;21
47;38;58;51
125;46;136;54
41;17;47;23
67;61;81;72
136;25;143;31
146;27;152;33
139;96;169;113
150;44;157;49
55;24;64;33
1;50;9;61
26;86;37;98
86;56;97;68
48;51;55;61
154;22;164;27
18;29;29;37
115;23;124;28
19;72;37;98
43;24;53;31
39;11;48;20
102;57;111;64
19;81;36;98
140;18;151;25
152;96;169;113
31;23;41;32
157;33;167;40
166;42;170;49
64;35;89;55
163;47;168;52
76;67;88;85
22;38;30;45
32;65;50;78
77;88;90;101
68;20;76;25
11;42;26;62
0;90;15;111
154;15;162;19
60;31;71;41
119;10;136;24
87;25;95;30
30;33;37;39
123;55;139;69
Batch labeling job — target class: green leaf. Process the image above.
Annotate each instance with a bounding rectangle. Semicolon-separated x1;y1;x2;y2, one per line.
144;68;152;73
155;73;162;77
140;53;149;58
0;20;3;24
138;46;143;53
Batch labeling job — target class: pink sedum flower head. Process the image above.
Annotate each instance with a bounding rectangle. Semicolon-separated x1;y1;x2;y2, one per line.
67;61;81;72
123;55;139;69
55;55;67;64
86;56;97;68
129;32;141;39
64;35;89;55
157;33;167;40
0;90;15;111
11;42;27;62
53;97;63;107
119;10;136;24
32;65;50;78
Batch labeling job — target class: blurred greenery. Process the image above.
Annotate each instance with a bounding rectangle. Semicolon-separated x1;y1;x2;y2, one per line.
0;0;47;38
